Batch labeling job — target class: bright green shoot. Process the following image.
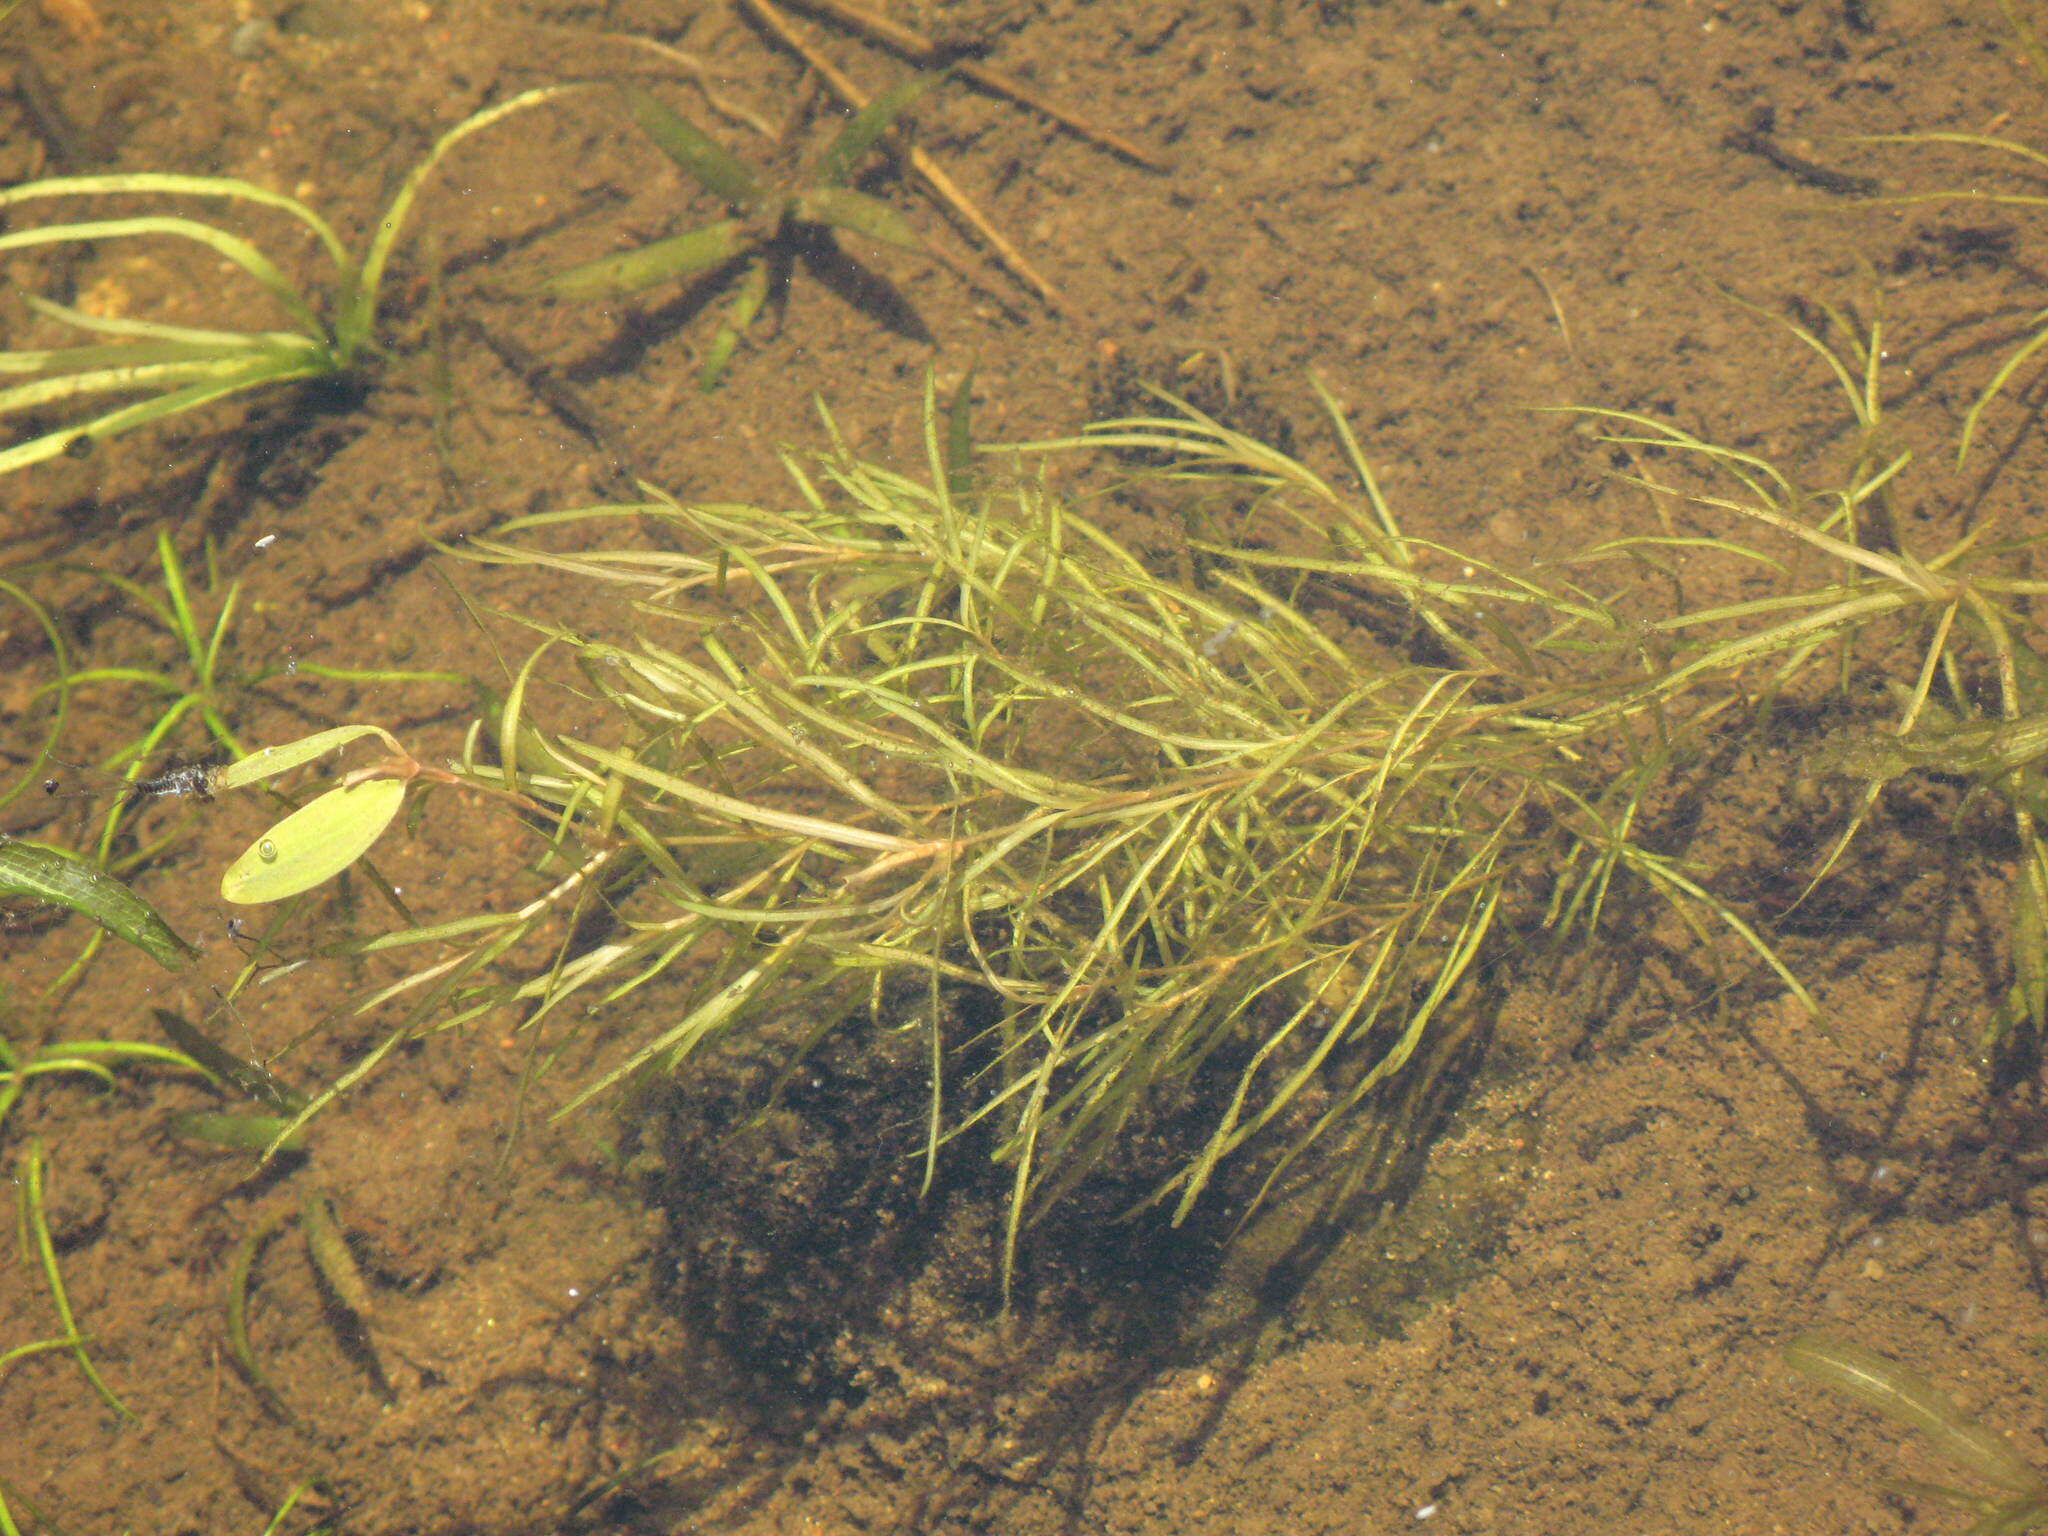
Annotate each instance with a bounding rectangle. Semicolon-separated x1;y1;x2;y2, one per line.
547;77;940;388
0;1021;209;1140
0;85;581;477
26;535;471;857
14;1138;131;1419
7;537;473;997
56;527;254;787
5;529;249;990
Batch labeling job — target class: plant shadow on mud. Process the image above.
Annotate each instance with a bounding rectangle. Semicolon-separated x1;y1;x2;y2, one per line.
578;957;1500;1530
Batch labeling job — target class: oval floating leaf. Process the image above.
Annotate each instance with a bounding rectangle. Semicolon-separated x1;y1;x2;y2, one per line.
0;836;197;968
214;725;404;792
220;777;406;904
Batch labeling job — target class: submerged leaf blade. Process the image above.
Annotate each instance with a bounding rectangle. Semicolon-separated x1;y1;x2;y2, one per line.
215;725;404;791
1784;1335;2048;1496
623;88;762;206
813;71;943;189
793;186;921;250
546;220;747;299
0;838;196;968
220;778;406;904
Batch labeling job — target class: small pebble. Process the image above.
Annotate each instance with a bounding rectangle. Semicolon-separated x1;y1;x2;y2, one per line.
228;17;273;58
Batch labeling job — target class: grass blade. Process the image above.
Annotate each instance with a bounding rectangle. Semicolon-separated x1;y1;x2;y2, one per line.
16;1140;132;1419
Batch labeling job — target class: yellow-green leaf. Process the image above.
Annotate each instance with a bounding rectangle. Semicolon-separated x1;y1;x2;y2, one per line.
214;725;402;792
220;778;406;904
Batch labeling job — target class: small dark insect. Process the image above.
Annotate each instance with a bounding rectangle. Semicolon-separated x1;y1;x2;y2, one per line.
40;755;221;810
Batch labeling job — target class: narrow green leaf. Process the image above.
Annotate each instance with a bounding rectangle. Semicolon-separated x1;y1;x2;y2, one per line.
0;170;348;267
546;219;748;299
343;83;589;356
793;186;921;250
940;364;979;505
0;358;332;477
173;1111;308;1154
224;1205;297;1419
151;1008;304;1113
0;216;325;338
1784;1335;2048;1495
15;290;297;351
18;1140;133;1419
0;355;269;415
813;71;944;189
215;725;405;791
622;87;762;206
0;837;197;968
301;1194;376;1322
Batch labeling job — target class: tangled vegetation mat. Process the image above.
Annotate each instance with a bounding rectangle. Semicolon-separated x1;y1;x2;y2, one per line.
6;2;2048;1533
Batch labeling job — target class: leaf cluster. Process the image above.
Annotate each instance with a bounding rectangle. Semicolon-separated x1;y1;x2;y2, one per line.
1844;0;2048;464
0;85;579;476
161;300;2048;1281
1567;300;2048;1046
545;79;937;388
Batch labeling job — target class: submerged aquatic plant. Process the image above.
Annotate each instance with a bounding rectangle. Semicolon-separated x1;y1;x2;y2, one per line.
191;290;2048;1285
221;381;1812;1286
0;85;577;477
1570;299;2048;1047
545;78;940;387
1786;1334;2048;1534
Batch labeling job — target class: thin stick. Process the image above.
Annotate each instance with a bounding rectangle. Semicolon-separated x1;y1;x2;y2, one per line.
513;23;778;138
1520;265;1577;363
787;0;1170;171
740;0;1063;310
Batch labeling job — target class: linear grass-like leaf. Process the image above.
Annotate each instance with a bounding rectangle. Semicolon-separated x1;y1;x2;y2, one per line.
14;290;300;350
811;69;944;189
0;216;324;336
215;725;406;791
1785;1335;2047;1496
17;1140;132;1419
341;83;588;356
0;171;349;267
0;358;332;476
794;186;922;249
0;353;280;415
224;1206;296;1418
545;219;748;299
622;87;763;206
0;837;197;968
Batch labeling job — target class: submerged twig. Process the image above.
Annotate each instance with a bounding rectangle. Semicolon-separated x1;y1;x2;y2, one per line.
786;0;1171;171
740;0;1062;310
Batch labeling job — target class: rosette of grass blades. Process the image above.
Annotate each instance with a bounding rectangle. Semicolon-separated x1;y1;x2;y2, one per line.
544;76;940;388
0;84;581;479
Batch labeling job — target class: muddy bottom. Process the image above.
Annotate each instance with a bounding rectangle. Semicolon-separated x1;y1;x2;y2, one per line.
5;1;2048;1533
